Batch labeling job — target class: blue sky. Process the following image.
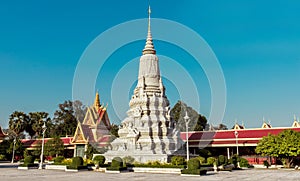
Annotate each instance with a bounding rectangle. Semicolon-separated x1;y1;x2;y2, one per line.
0;0;300;128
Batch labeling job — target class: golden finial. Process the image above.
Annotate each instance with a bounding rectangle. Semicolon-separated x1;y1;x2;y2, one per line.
94;91;100;109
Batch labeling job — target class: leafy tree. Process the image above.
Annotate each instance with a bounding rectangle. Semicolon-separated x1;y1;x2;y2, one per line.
256;130;300;168
44;136;64;157
255;133;277;157
8;111;29;136
0;140;11;160
73;100;87;123
170;101;207;131
7;138;25;160
52;100;78;136
28;112;52;138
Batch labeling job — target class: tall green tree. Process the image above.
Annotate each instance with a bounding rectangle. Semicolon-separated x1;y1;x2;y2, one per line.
170;101;207;132
7;138;24;159
52;100;78;136
73;100;87;123
44;136;64;157
8;111;29;136
28;112;52;138
255;130;300;168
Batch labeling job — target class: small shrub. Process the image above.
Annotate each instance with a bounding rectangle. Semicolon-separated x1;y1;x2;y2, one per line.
123;156;135;165
24;156;35;164
111;157;123;168
171;156;185;166
72;156;84;167
239;158;249;167
187;158;200;170
0;154;6;161
207;157;216;165
218;155;227;165
93;155;106;166
195;156;205;164
54;156;65;164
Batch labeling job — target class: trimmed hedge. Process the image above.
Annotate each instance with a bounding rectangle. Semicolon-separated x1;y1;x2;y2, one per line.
111;157;123;168
72;156;84;167
207;157;216;165
181;168;207;175
171;156;185;166
54;156;65;164
93;155;106;166
195;156;206;164
187;158;200;170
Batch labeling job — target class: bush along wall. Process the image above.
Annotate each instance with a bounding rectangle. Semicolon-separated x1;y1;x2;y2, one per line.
107;157;127;171
67;156;86;170
20;155;37;167
181;158;207;176
93;155;106;167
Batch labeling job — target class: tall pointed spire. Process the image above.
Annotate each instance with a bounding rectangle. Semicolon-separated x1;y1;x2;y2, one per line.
94;91;100;109
142;6;156;55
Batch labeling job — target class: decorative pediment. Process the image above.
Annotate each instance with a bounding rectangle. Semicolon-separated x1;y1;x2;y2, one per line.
261;122;272;129
292;120;300;128
82;107;99;126
72;123;88;144
233;123;245;130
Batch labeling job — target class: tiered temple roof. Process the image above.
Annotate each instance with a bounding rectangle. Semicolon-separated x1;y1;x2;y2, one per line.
71;92;112;148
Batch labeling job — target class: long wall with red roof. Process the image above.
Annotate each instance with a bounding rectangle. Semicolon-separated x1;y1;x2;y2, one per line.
180;127;300;148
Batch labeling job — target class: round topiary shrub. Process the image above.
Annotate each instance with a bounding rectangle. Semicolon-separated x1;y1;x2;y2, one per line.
93;155;106;166
171;156;185;166
239;157;249;167
111;157;123;168
24;156;35;164
187;158;200;170
207;157;216;165
72;156;84;167
54;156;65;164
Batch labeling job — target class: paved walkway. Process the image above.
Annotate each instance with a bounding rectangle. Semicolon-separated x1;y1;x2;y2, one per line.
1;163;300;181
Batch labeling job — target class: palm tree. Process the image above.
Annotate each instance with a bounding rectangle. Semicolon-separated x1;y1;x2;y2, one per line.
8;111;28;136
29;112;51;138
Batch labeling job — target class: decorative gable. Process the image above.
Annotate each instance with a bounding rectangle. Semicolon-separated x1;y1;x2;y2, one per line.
292;120;300;128
261;122;272;129
72;122;88;144
233;123;245;130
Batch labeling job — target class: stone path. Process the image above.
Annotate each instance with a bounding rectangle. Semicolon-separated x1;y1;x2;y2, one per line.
1;163;300;181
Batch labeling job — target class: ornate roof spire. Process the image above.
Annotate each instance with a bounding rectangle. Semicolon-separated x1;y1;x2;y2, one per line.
94;91;100;109
142;5;156;55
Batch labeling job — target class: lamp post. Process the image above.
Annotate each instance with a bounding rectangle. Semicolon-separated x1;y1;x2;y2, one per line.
234;130;240;168
184;111;190;162
11;138;16;163
39;122;47;169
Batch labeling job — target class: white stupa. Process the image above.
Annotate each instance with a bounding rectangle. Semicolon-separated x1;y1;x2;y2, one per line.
104;6;184;163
